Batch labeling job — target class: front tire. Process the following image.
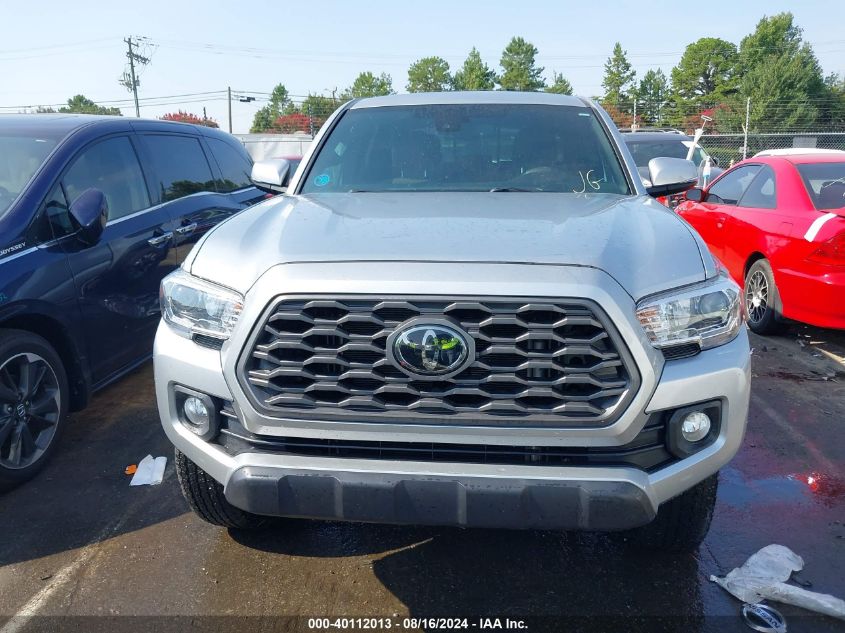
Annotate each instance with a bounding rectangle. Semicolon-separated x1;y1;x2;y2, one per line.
0;329;69;492
744;259;785;335
175;449;265;529
622;474;718;553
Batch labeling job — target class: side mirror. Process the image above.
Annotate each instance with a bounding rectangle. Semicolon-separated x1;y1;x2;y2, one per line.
646;157;699;198
69;189;107;246
685;187;705;203
710;156;720;167
251;159;291;194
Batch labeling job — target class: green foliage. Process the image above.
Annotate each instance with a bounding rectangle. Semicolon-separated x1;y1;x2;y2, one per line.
251;83;293;133
822;74;845;127
269;84;291;110
300;93;342;120
738;52;825;129
636;69;670;125
602;43;635;106
734;13;827;130
407;56;451;93
545;72;573;95
250;107;275;133
498;37;545;91
738;12;803;74
452;47;496;91
58;95;122;116
670;38;738;101
343;72;395;99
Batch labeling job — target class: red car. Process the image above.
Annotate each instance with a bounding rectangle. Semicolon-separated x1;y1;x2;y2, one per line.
677;152;845;333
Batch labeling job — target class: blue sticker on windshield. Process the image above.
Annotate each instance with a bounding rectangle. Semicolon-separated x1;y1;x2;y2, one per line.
314;173;330;187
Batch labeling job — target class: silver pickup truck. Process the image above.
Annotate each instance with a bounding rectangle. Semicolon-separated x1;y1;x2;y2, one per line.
154;92;750;552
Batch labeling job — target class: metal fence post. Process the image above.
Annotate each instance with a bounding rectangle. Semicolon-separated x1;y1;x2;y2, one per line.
743;98;750;160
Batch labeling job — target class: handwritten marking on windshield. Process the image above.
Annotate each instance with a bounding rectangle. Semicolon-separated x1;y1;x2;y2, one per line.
573;170;601;194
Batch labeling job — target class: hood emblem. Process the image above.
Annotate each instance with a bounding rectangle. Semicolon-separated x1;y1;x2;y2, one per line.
387;319;474;379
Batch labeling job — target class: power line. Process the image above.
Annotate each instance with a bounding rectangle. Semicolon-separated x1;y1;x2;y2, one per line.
0;93;230;111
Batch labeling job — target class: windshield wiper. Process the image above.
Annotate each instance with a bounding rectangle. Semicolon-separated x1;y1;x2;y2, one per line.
489;187;540;192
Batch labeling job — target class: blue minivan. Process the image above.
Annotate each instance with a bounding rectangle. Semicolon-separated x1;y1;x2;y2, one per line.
0;114;264;489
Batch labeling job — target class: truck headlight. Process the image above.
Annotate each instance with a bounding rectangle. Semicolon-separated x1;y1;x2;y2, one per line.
636;273;742;351
160;269;243;340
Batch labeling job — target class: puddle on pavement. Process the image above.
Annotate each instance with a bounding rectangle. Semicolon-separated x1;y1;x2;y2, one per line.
720;467;845;509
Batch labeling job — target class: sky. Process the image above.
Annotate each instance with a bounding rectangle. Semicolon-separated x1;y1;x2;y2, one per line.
1;0;843;134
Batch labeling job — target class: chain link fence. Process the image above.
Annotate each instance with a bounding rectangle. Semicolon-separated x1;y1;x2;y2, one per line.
699;132;845;167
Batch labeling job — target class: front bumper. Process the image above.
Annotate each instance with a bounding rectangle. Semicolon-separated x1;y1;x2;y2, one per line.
156;327;750;531
154;262;751;531
224;462;655;530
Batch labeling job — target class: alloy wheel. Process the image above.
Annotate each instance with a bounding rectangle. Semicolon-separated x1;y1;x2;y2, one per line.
0;353;61;470
745;270;769;324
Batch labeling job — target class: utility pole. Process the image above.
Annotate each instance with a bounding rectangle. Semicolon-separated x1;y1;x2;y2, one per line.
228;86;233;133
121;37;150;117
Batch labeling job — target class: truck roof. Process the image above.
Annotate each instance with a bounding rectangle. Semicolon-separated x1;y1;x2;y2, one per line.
350;91;588;109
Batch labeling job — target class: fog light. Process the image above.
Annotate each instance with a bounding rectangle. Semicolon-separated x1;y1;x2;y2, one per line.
681;411;711;442
183;396;209;432
173;386;219;441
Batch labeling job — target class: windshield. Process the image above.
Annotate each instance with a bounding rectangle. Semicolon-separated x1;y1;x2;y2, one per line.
796;162;845;210
626;139;707;168
0;134;61;216
300;104;630;195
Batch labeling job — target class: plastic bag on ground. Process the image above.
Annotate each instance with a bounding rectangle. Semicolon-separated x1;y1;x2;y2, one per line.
711;544;845;620
129;455;167;486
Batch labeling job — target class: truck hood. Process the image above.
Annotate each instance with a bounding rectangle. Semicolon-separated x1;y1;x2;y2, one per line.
188;192;709;299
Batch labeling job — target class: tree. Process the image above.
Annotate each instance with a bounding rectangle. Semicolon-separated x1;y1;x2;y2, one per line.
452;47;496;91
300;93;342;125
272;112;311;134
602;43;636;107
160;110;219;128
734;13;828;130
738;12;803;75
545;72;573;95
636;69;670;125
59;95;122;116
738;53;825;129
407;56;451;93
251;83;292;132
822;73;845;127
498;37;545;91
343;72;394;99
603;104;634;129
670;38;738;102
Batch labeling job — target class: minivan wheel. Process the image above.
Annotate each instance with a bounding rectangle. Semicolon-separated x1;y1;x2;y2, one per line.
744;259;785;335
175;449;265;529
0;329;69;492
621;474;718;553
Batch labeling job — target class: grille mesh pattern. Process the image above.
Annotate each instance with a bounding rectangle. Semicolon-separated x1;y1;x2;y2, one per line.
240;297;638;426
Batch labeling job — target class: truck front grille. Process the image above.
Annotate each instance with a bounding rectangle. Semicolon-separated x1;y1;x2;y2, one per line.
239;296;640;427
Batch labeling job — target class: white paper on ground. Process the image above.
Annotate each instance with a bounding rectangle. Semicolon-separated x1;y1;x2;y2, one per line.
129;455;167;486
710;544;845;620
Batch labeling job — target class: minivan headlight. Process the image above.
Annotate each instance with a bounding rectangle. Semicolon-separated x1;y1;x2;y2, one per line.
636;274;742;351
160;269;243;340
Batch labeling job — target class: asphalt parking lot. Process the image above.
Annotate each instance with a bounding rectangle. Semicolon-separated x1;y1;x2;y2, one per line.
0;325;843;633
